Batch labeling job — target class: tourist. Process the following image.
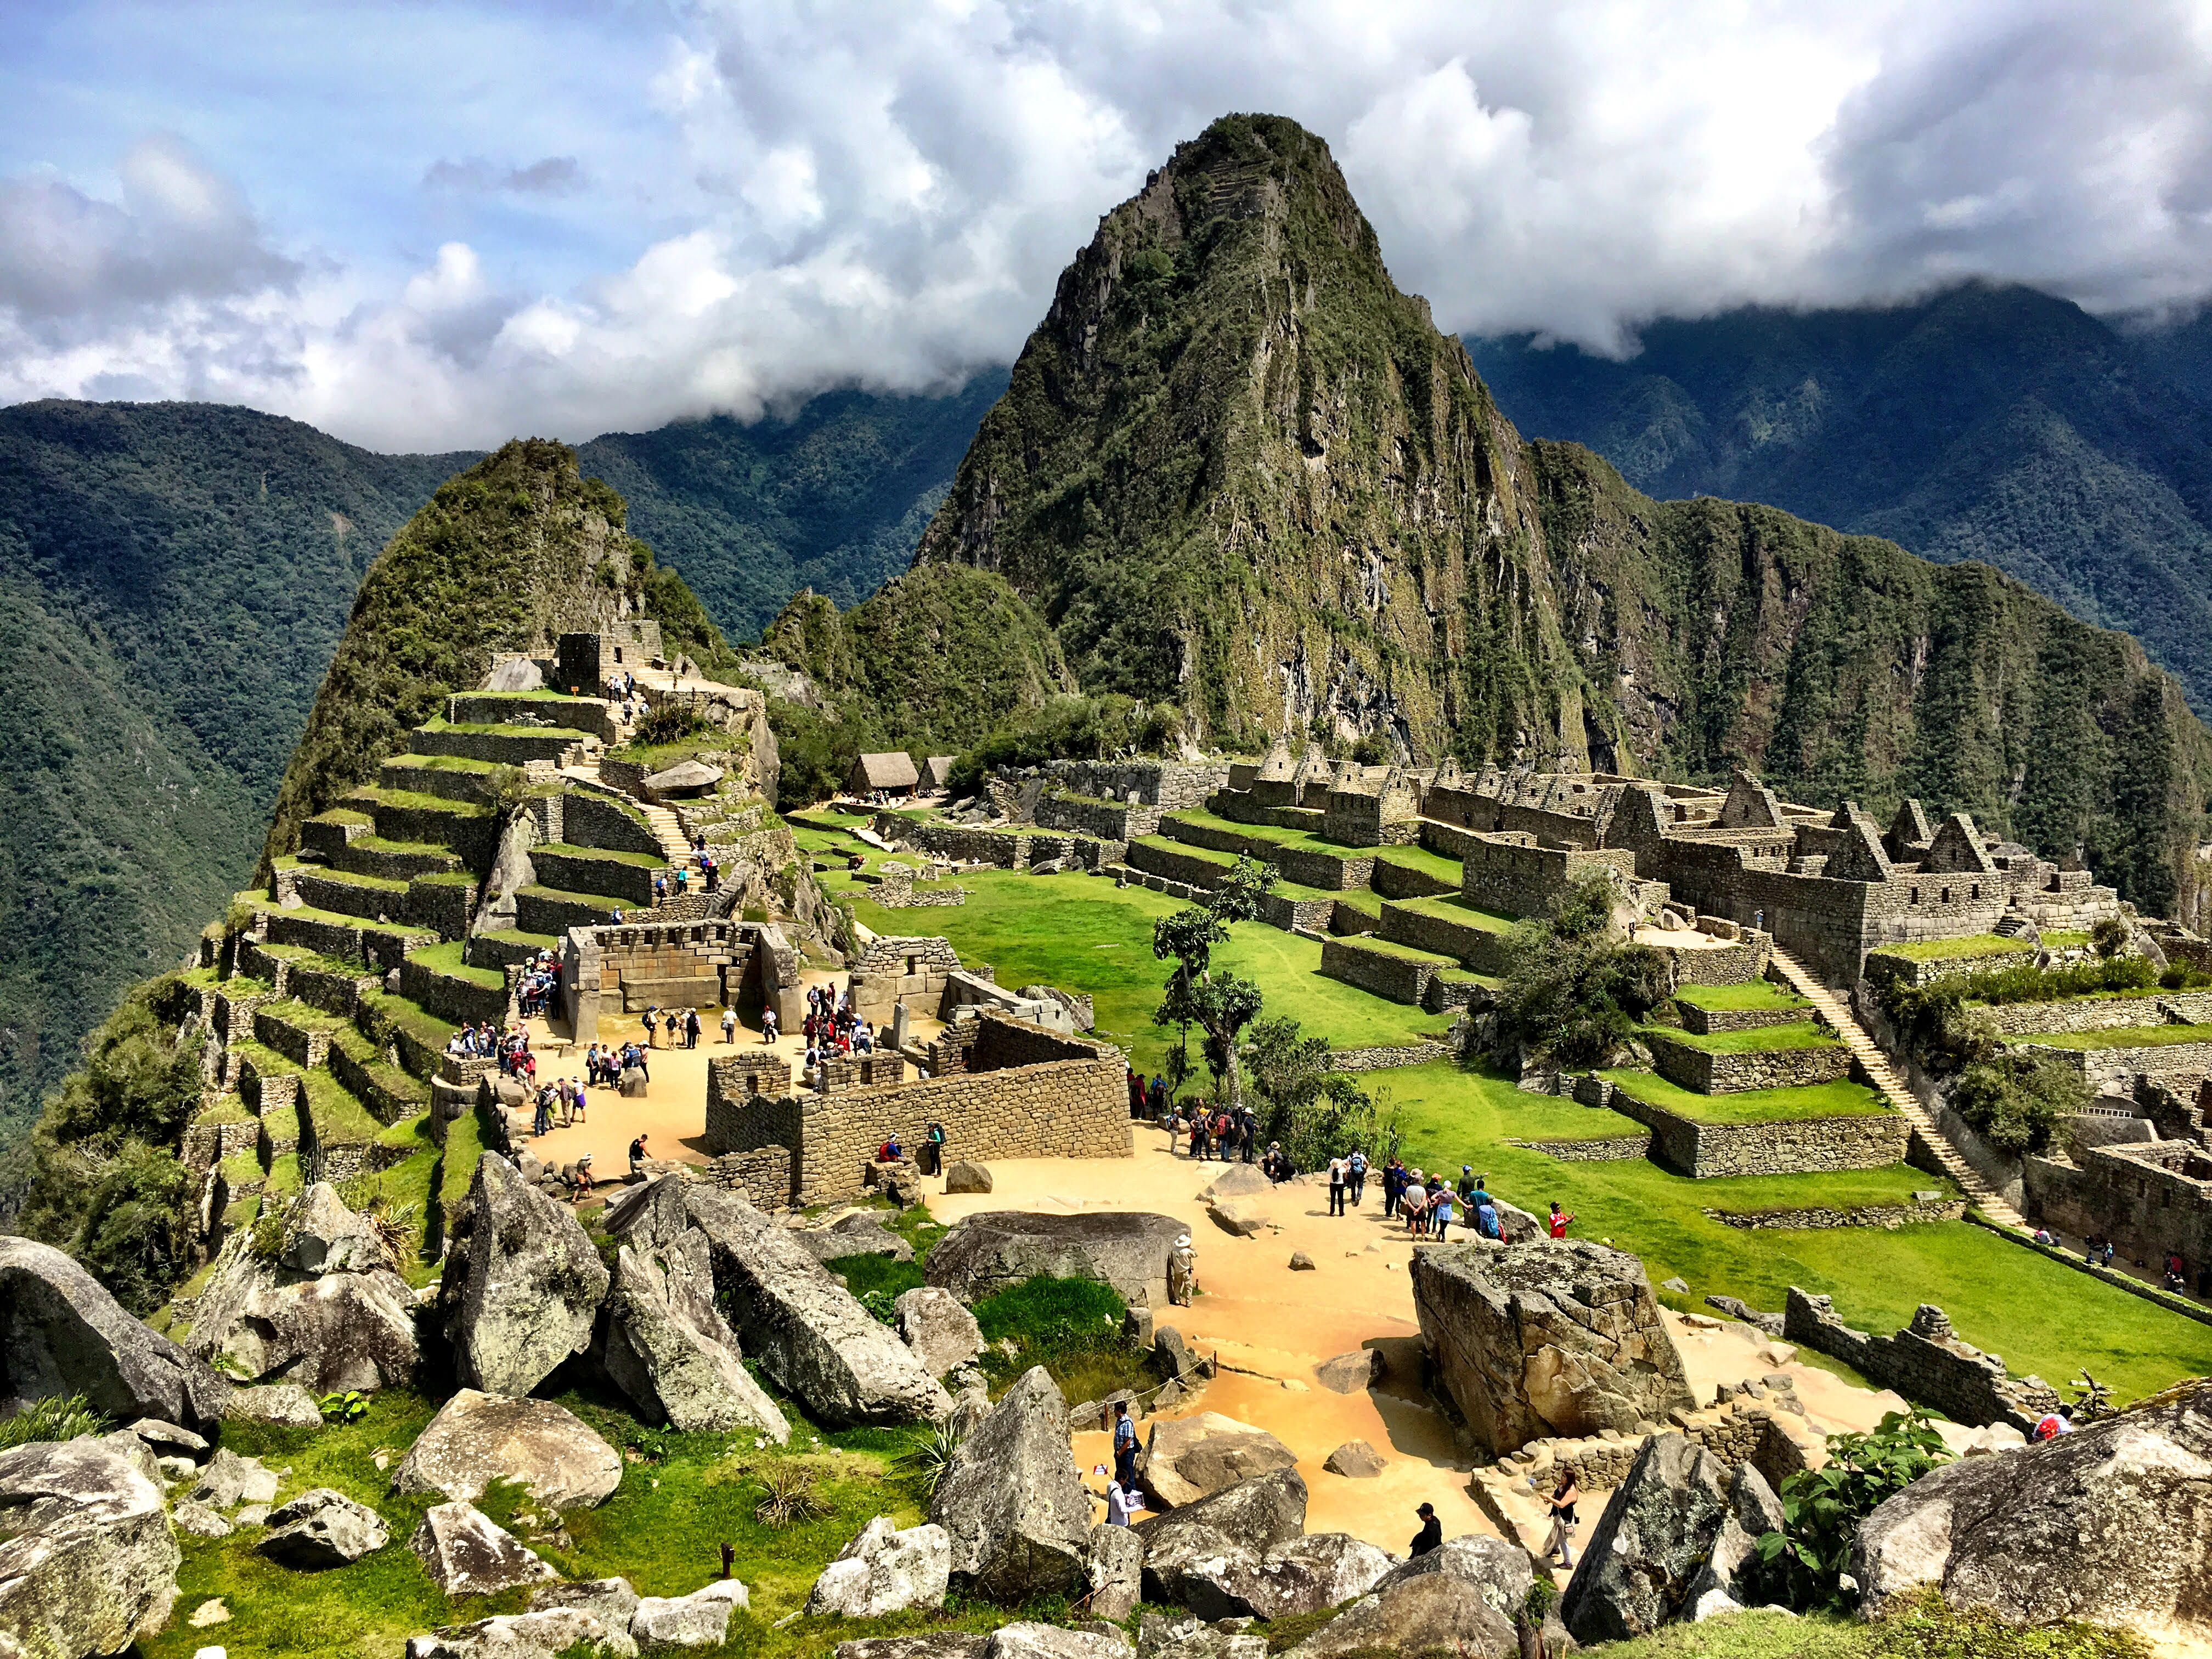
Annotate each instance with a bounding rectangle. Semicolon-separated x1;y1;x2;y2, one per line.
1542;1470;1581;1567
1113;1401;1138;1488
642;1007;660;1048
1383;1159;1403;1219
1458;1166;1479;1206
1264;1142;1290;1183
685;1007;702;1049
1348;1149;1368;1206
1105;1478;1137;1528
1128;1069;1146;1116
1431;1186;1456;1238
2032;1410;2073;1442
1189;1116;1207;1161
1549;1201;1575;1239
1328;1156;1347;1216
923;1120;947;1177
2084;1234;2101;1265
1409;1503;1442;1558
570;1081;588;1125
1240;1108;1258;1164
2102;1240;2117;1268
2033;1227;2055;1247
1169;1234;1197;1306
1472;1189;1501;1241
763;1007;779;1043
1402;1175;1427;1234
568;1153;594;1203
532;1090;553;1138
630;1133;650;1176
722;1006;738;1044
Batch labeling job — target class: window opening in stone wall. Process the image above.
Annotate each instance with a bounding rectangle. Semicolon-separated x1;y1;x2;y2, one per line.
906;955;919;975
1910;887;1921;903
1942;887;1951;905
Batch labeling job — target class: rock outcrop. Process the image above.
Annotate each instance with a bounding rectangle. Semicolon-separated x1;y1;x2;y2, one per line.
680;1187;949;1426
929;1365;1091;1602
804;1516;952;1617
406;1607;612;1658
441;1156;610;1397
256;1487;391;1568
927;1212;1185;1307
895;1288;985;1378
190;1448;279;1510
185;1216;421;1395
1410;1239;1694;1453
1136;1469;1307;1612
1853;1380;2212;1631
602;1236;788;1439
630;1580;747;1650
1176;1532;1398;1622
1685;1465;1786;1611
1087;1524;1144;1621
0;1435;181;1657
391;1390;623;1511
1371;1533;1533;1620
1281;1571;1516;1659
944;1162;993;1194
223;1381;323;1427
410;1502;558;1597
0;1237;229;1434
1559;1432;1731;1644
1137;1413;1298;1508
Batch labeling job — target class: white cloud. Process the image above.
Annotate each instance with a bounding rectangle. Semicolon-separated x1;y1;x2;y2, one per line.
4;1;2212;447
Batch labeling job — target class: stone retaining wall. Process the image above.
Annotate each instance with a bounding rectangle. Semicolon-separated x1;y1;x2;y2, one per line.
1484;1400;1813;1502
266;912;420;973
334;842;460;883
1703;1197;1965;1230
1319;937;1448;1005
1378;902;1515;974
1460;837;1637;922
1327;1042;1451;1071
1157;817;1374;890
182;1119;259;1173
1126;838;1235;890
533;848;659;906
448;692;620;742
1677;1001;1807;1035
1369;859;1458;900
365;799;500;869
397;956;514;1028
1664;939;1773;987
327;1043;422;1126
408;877;476;941
410;725;586;768
1646;1032;1853;1093
562;791;665;857
1973;990;2212;1036
1505;1133;1655;1162
379;759;493;804
1784;1290;2061;1431
2018;1035;2212;1095
1861;947;2036;988
1597;1082;1906;1177
1035;791;1159;842
253;1007;330;1069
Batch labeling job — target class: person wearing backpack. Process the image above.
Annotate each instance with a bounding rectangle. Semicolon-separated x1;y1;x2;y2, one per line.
1347;1149;1368;1208
1476;1198;1502;1241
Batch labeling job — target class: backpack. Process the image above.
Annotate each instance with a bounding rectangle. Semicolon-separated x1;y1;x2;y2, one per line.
1476;1203;1502;1240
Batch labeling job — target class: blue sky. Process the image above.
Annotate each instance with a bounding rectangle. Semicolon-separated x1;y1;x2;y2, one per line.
3;0;2209;450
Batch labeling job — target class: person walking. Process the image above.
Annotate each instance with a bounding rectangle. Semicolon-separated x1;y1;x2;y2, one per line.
721;1005;737;1043
1348;1149;1368;1208
1113;1401;1138;1490
1328;1156;1347;1216
1410;1503;1442;1558
1431;1187;1455;1239
685;1007;702;1049
1169;1234;1197;1305
1542;1470;1580;1567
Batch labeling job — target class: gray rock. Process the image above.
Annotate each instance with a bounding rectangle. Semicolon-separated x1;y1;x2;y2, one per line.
173;1498;234;1538
1177;1531;1398;1621
804;1515;951;1617
256;1487;391;1568
190;1448;279;1509
235;1504;269;1527
222;1382;324;1429
1853;1379;2212;1629
1705;1295;1786;1337
927;1211;1186;1307
896;1288;985;1378
835;1636;987;1659
1283;1572;1515;1659
603;1234;789;1439
1136;1468;1307;1611
1087;1522;1144;1621
187;1231;421;1395
983;1624;1134;1659
1312;1349;1383;1394
680;1187;949;1426
1154;1327;1204;1384
1287;1252;1315;1272
1559;1432;1731;1643
1200;1165;1271;1200
529;1576;640;1630
1322;1441;1385;1479
629;1580;746;1650
391;1390;622;1511
827;1211;917;1260
0;1235;229;1434
943;1161;994;1194
1685;1466;1786;1610
1205;1200;1267;1238
1660;1277;1690;1294
411;1502;557;1596
929;1365;1091;1602
1138;1413;1297;1508
484;657;545;692
441;1155;610;1397
1410;1239;1695;1454
284;1182;395;1275
127;1418;208;1458
1372;1533;1533;1618
406;1608;610;1658
0;1436;181;1656
601;1173;691;1249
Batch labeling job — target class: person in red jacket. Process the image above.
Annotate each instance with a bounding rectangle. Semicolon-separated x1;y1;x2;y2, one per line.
1548;1201;1575;1239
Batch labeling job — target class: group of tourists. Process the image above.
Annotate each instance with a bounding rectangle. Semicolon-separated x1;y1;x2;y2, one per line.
802;984;876;1079
516;950;562;1017
639;1005;704;1049
1125;1070;1173;1120
652;861;721;904
2052;1232;2212;1300
531;1075;593;1137
582;1040;650;1090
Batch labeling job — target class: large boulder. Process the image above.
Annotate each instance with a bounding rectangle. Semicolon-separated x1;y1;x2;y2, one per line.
186;1229;421;1395
1371;1532;1533;1619
1685;1465;1787;1610
929;1365;1091;1602
1853;1380;2212;1630
678;1187;948;1426
943;1162;993;1194
927;1212;1185;1307
441;1155;610;1397
391;1390;622;1511
407;1608;612;1658
0;1435;181;1657
984;1625;1133;1659
1137;1413;1297;1508
1135;1468;1307;1611
896;1288;985;1378
1559;1432;1732;1644
223;1381;323;1428
1410;1239;1694;1453
630;1579;746;1650
1280;1571;1516;1659
837;1638;986;1659
1175;1532;1398;1621
0;1237;229;1435
284;1182;394;1274
602;1235;789;1439
1087;1523;1144;1621
797;1214;913;1264
190;1448;279;1509
803;1515;951;1617
410;1502;558;1597
256;1487;391;1568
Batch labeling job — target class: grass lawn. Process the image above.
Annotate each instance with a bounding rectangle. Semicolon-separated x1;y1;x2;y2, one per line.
406;940;507;990
1387;894;1518;933
1876;933;2034;962
1673;980;1808;1013
537;840;668;870
1373;842;1464;885
1334;935;1457;964
1379;1060;2212;1402
2017;1023;2212;1049
1650;1020;1841;1053
1605;1070;1891;1123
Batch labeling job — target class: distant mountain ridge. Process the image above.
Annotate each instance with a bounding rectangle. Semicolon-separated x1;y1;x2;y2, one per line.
1467;284;2212;715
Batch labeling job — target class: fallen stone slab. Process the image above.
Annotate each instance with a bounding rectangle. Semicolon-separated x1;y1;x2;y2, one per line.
983;1624;1134;1659
834;1636;987;1659
1200;1165;1271;1200
1136;1468;1307;1611
0;1435;182;1658
284;1182;396;1275
391;1390;622;1511
930;1366;1091;1602
222;1383;323;1429
630;1579;746;1650
896;1287;985;1378
411;1501;558;1597
1087;1523;1144;1621
1138;1413;1297;1508
442;1154;610;1398
1312;1349;1383;1394
1205;1200;1268;1238
256;1487;391;1569
1322;1441;1385;1479
188;1233;422;1395
603;1235;789;1439
1174;1531;1398;1621
804;1515;951;1617
0;1235;229;1434
126;1418;208;1459
1559;1432;1731;1643
405;1607;610;1658
190;1448;280;1510
1685;1465;1786;1611
1372;1533;1533;1620
927;1211;1184;1307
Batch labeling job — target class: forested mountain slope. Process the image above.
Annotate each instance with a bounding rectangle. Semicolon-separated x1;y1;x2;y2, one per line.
1468;286;2212;716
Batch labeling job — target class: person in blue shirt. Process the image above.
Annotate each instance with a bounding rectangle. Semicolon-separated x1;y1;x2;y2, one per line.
1113;1400;1138;1488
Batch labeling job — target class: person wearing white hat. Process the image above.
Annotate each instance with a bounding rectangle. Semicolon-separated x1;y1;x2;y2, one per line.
1169;1234;1197;1306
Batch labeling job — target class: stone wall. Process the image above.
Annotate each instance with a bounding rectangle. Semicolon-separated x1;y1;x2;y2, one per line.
1378;902;1515;974
849;934;961;1028
2019;1034;2212;1096
1974;991;2212;1035
1646;1032;1854;1094
1599;1083;1906;1177
1155;816;1374;890
562;790;665;857
1034;791;1159;842
2021;1139;2212;1272
181;1118;259;1173
1703;1197;1965;1229
1028;759;1227;809
1125;838;1237;891
266;911;420;974
1327;1041;1452;1071
1677;1000;1807;1035
1664;938;1773;987
1783;1291;2061;1431
1481;1402;1814;1505
1505;1132;1655;1162
448;692;621;743
378;759;493;804
398;956;512;1029
1861;947;2039;988
1319;938;1449;1005
1369;857;1458;900
1459;836;1638;922
411;724;588;769
564;918;800;1041
531;847;659;907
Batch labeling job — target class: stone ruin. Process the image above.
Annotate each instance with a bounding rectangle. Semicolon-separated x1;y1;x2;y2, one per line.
1782;1289;2062;1432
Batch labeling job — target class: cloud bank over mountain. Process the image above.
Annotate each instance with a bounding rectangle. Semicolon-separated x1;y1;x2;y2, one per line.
3;0;2209;449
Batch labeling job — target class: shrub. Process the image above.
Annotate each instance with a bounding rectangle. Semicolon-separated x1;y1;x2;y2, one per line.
1751;1408;1950;1612
630;702;712;748
946;694;1184;794
0;1395;108;1451
1948;1051;2087;1154
753;1462;829;1527
897;1423;966;1500
2091;917;2131;958
1495;873;1672;1068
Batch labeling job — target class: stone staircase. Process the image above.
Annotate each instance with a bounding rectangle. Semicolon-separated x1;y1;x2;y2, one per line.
1766;945;2027;1229
639;801;697;872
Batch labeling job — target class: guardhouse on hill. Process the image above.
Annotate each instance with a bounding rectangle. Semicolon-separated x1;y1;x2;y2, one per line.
847;752;920;797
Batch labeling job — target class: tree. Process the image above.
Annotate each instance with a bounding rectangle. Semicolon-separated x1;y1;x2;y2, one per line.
1152;855;1276;1113
1244;1015;1402;1171
1495;870;1672;1068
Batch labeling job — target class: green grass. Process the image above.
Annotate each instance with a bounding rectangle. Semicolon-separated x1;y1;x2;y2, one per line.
406;940;507;990
514;883;628;915
476;928;560;950
2040;929;2092;950
1387;893;1518;932
195;1094;255;1126
1876;933;2035;962
1548;1599;2149;1659
537;840;669;870
388;752;500;773
1331;934;1457;964
1378;1060;2212;1402
357;989;461;1056
1673;979;1808;1012
436;1108;488;1218
1373;842;1464;884
2015;1023;2212;1049
1606;1069;1892;1123
1329;889;1383;924
419;716;594;743
298;865;409;895
307;806;375;825
345;784;496;819
1650;1020;1842;1053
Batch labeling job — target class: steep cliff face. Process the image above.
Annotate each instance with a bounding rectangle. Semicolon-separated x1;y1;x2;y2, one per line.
907;113;2212;923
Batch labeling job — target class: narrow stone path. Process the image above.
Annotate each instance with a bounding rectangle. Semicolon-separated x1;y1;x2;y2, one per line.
1767;945;2027;1229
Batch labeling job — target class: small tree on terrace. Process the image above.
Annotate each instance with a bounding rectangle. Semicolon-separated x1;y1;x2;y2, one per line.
1152;855;1276;1113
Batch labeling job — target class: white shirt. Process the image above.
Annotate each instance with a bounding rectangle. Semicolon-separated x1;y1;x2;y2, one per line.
1105;1483;1135;1526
